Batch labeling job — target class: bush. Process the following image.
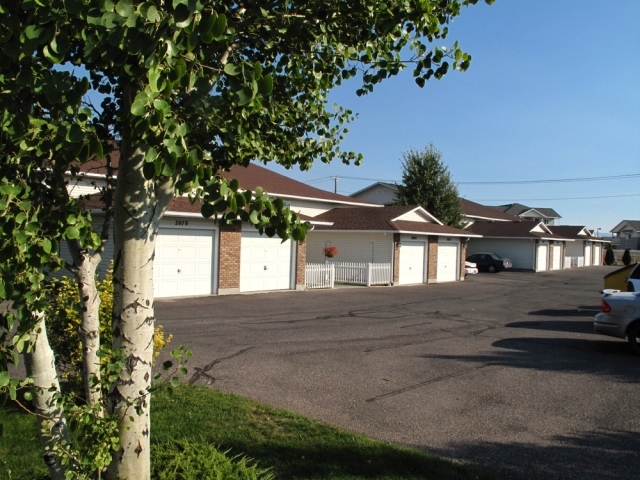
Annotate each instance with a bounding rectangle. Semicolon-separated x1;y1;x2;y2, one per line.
151;441;274;480
604;245;615;265
46;265;172;382
622;248;632;266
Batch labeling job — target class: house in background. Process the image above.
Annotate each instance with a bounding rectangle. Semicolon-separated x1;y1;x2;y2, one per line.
610;220;640;250
350;182;398;205
308;206;481;285
459;199;519;226
548;226;609;267
489;203;562;225
64;161;472;297
464;221;572;272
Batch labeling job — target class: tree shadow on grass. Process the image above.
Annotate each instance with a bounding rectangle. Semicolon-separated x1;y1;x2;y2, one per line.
426;428;640;480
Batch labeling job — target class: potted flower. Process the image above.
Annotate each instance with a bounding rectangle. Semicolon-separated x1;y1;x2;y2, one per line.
322;245;339;259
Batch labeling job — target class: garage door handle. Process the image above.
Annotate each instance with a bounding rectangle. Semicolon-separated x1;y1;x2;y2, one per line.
264;265;268;270
177;269;181;274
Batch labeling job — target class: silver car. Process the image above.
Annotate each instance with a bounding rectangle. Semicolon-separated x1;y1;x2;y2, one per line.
594;289;640;354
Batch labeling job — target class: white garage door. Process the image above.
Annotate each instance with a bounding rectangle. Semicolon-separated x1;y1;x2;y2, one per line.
240;232;293;292
536;243;548;271
398;241;425;285
552;244;562;270
437;242;458;282
154;228;214;298
584;244;592;266
593;245;602;265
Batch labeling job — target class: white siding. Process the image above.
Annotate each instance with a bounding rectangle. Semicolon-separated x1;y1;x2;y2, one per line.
306;232;393;264
351;187;396;205
66;178;106;198
395;210;430;223
467;238;536;270
287;200;375;218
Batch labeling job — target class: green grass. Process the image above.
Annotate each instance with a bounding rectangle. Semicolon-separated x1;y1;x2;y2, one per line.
1;385;500;480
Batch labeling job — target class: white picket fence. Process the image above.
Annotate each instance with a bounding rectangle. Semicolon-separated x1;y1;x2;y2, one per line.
305;262;393;289
305;264;335;289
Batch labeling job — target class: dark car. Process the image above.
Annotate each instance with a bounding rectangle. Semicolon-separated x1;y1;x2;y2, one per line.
466;253;513;273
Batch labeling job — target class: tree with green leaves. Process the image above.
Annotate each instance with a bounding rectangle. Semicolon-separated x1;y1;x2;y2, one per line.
394;143;464;227
622;248;632;266
0;0;493;478
604;244;615;265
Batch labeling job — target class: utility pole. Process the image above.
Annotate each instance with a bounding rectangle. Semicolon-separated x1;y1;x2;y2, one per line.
330;176;340;194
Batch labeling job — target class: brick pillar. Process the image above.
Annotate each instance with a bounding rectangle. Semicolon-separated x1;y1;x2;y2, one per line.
218;221;242;295
427;236;438;283
459;239;467;281
392;233;400;284
295;241;306;291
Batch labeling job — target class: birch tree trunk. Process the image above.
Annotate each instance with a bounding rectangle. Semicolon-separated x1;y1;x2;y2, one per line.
67;244;103;409
107;145;173;480
23;314;71;480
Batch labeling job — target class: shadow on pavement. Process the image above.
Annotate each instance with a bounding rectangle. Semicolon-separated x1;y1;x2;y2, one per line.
426;428;640;480
506;319;595;334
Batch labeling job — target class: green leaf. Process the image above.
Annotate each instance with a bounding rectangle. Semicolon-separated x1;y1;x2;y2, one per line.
257;75;274;95
236;86;254;106
0;371;9;387
224;63;242;76
170;377;180;387
131;101;146;116
142;162;156;180
174;3;192;28
253;62;262;79
148;69;162;92
42;238;52;254
162;360;172;371
153;99;169;111
229;179;239;191
211;13;227;38
25;25;44;40
63;0;84;15
201;203;215;218
115;0;134;17
65;226;80;239
23;391;33;401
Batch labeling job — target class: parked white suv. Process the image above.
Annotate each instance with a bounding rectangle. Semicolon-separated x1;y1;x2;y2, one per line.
595;289;640;354
626;263;640;292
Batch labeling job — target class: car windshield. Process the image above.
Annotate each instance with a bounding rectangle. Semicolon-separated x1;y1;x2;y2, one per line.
490;254;502;260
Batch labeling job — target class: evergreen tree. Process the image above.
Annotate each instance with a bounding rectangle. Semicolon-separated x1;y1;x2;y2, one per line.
604;244;615;265
622;248;632;266
395;144;464;227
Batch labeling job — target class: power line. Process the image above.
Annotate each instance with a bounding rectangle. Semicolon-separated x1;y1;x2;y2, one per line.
306;173;640;186
458;173;640;185
470;193;640;202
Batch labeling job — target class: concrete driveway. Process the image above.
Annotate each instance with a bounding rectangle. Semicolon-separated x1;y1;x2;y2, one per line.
156;266;640;480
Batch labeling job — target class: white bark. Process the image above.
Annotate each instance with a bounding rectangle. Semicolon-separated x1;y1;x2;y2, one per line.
23;314;71;480
107;145;173;480
67;243;103;409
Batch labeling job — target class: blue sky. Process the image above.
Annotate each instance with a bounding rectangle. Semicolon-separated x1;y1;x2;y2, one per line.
266;0;640;233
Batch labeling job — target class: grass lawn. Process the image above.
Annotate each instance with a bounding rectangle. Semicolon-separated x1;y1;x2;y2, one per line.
1;384;499;480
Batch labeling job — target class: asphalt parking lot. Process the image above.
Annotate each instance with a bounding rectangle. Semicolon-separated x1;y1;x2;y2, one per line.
156;266;640;480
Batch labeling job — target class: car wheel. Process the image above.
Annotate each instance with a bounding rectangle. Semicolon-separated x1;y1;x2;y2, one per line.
628;323;640;355
487;264;497;273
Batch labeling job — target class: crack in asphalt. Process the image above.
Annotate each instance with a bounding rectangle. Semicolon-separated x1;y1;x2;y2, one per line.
365;363;499;403
188;347;255;385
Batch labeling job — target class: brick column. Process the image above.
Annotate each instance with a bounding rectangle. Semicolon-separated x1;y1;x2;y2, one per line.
218;221;242;295
392;233;400;285
295;241;306;291
427;236;438;283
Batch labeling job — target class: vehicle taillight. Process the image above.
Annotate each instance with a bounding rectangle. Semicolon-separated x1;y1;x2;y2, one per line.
601;300;611;313
627;282;635;293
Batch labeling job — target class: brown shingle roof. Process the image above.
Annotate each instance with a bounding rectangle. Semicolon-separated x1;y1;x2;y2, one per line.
312;206;477;236
466;221;569;240
461;199;519;221
78;155;374;207
548;226;610;242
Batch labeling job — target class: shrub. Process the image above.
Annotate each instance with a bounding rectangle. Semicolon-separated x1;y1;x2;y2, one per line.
46;265;172;382
622;248;632;266
604;245;615;265
151;441;274;480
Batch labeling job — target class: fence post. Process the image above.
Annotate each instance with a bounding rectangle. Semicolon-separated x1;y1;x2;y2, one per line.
330;264;335;288
366;263;371;287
